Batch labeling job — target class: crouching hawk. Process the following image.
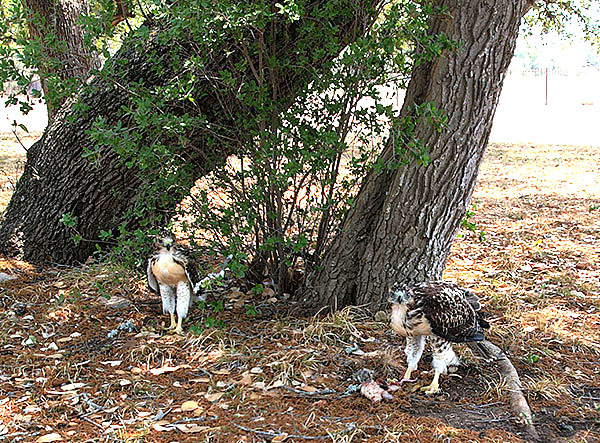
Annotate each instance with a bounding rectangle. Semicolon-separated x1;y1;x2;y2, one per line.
147;235;203;334
389;281;490;394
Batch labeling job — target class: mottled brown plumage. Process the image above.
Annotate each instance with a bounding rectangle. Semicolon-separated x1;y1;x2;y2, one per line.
147;235;203;334
389;281;489;394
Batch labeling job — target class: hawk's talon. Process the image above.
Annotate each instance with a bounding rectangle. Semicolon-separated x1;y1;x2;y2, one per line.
420;385;440;395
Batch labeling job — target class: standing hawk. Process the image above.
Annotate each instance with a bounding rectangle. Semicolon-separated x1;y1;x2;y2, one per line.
389;281;490;394
147;235;203;334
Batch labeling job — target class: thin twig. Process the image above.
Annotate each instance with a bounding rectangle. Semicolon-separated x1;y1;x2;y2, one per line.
81;415;105;430
0;432;40;441
281;385;336;397
232;422;355;440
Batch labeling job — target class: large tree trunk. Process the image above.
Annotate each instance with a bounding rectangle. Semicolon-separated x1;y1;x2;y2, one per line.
306;0;533;310
0;2;381;264
23;0;101;120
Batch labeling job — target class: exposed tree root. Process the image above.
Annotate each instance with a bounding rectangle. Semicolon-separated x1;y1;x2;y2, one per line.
468;340;539;441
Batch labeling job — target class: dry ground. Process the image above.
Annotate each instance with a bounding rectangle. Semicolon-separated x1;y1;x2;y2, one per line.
0;137;599;442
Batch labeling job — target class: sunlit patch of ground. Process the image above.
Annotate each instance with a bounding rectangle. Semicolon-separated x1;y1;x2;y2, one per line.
1;140;599;441
0;133;36;213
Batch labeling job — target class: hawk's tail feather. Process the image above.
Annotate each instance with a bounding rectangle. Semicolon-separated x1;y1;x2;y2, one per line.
466;340;496;361
478;317;490;329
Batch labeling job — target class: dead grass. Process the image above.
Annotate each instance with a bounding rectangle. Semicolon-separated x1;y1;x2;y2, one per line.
1;138;599;442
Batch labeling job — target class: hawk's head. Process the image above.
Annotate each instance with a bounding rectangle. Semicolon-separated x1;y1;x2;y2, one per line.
156;234;176;251
388;282;412;305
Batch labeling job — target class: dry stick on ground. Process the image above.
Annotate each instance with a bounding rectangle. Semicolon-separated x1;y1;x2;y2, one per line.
468;340;539;441
378;341;538;440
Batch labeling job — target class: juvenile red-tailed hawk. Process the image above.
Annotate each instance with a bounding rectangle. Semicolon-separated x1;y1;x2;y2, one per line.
389;281;490;394
147;235;202;334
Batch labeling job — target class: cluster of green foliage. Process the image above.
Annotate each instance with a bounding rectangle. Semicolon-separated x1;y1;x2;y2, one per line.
4;0;457;292
0;0;149;117
91;0;456;293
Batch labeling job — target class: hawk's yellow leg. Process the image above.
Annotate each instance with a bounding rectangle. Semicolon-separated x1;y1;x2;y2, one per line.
174;316;184;335
163;312;177;331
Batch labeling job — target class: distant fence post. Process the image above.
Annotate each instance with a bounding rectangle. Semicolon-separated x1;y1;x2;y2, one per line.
545;68;548;105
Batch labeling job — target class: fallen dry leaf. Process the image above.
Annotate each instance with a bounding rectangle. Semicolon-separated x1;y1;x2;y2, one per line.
181;400;200;411
149;364;191;375
262;287;276;297
204;392;224;402
190;377;210;383
298;385;317;393
36;433;63;442
152;420;170;432
174;423;208;433
271;433;288;442
266;380;284;390
238;373;253;385
60;383;86;391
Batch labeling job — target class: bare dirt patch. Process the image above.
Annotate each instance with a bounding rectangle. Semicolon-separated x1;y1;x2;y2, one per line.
1;140;599;442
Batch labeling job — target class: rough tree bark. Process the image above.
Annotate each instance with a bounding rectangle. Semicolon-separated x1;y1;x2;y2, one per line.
307;0;534;310
0;2;381;264
23;0;101;120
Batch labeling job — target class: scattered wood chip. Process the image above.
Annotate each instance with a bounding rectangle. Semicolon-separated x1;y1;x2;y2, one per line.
271;433;288;442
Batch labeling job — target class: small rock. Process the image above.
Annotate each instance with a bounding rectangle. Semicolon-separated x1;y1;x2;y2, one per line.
262;288;276;298
22;337;36;346
353;369;374;383
100;296;132;310
118;320;137;333
0;273;17;284
107;320;137;338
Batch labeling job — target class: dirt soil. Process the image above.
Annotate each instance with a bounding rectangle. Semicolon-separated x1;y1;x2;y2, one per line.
0;139;599;442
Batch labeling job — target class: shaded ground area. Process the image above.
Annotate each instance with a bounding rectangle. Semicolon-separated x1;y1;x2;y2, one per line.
1;141;599;442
